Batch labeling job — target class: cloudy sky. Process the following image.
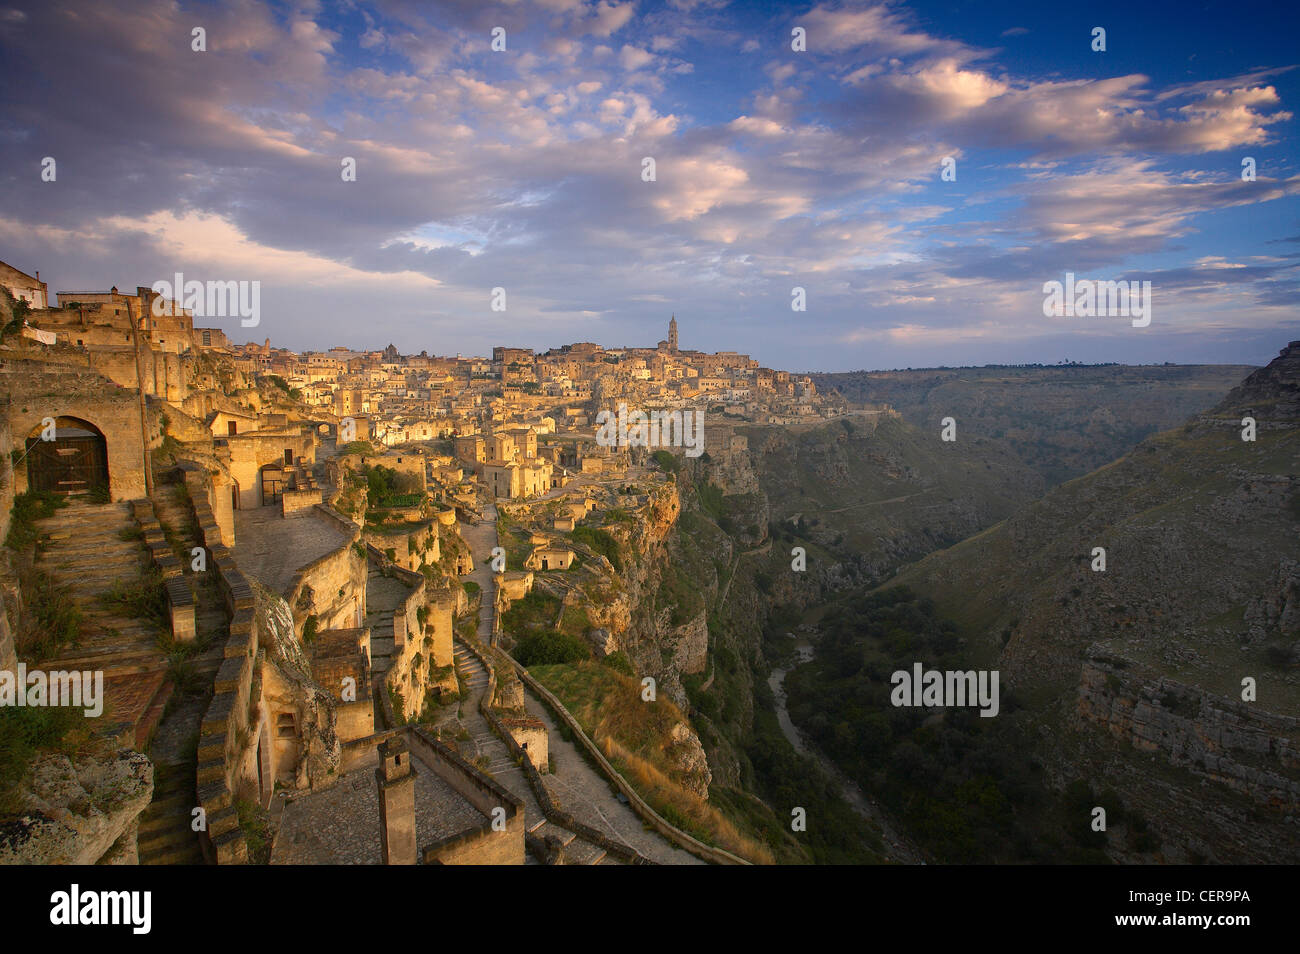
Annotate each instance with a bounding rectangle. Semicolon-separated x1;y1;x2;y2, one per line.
1;0;1297;370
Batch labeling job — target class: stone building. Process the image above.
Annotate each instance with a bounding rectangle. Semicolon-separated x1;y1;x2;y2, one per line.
0;260;47;309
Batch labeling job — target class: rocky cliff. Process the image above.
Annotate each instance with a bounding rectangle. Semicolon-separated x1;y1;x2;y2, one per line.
0;748;153;865
886;343;1300;861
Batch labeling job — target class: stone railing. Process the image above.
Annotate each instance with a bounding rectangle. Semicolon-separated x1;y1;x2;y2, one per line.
457;636;657;865
128;499;193;644
502;647;750;866
182;470;257;864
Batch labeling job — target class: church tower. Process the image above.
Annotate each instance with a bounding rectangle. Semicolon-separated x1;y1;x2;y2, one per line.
668;314;678;352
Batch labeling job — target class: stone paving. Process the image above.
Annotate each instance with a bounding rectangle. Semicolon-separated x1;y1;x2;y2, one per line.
523;691;703;865
456;502;499;644
270;749;488;864
233;506;351;596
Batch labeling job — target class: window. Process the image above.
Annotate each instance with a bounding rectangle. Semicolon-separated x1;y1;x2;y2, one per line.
276;712;296;739
228;421;237;435
284;448;293;465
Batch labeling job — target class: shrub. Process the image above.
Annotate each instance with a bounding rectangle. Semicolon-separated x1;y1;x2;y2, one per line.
6;490;66;550
601;651;634;676
571;525;622;572
514;630;590;666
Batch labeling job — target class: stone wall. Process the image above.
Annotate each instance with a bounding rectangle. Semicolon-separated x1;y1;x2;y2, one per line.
0;361;149;501
224;428;316;510
186;469;258;864
408;727;524;865
287;510;366;637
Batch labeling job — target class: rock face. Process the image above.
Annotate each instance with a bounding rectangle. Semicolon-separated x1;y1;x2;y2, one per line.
0;749;153;865
1078;655;1300;810
252;580;342;788
586;627;616;657
884;343;1300;861
666;721;712;799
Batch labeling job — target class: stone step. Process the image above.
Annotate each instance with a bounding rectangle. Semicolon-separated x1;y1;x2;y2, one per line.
142;792;196;821
48;654;165;678
533;820;577;847
565;838;608;866
60;623;158;644
139;842;204;866
42;537;145;555
137;820;199;855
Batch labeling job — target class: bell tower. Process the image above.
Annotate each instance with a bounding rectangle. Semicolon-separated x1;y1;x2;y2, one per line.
668;314;678;352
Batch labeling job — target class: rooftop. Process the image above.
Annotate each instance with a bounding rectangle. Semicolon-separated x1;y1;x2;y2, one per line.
232;506;353;596
271;749;488;864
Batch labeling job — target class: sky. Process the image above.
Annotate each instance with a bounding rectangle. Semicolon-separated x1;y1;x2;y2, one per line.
1;0;1297;371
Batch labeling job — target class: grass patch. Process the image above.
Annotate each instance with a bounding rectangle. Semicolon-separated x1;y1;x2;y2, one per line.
106;566;168;630
0;706;99;816
6;490;66;551
530;661;773;864
236;798;273;864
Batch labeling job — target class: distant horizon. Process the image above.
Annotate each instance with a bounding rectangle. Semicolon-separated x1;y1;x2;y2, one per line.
4;0;1298;370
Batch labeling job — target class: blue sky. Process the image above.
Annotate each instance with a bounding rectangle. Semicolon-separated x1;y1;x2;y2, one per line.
1;0;1297;370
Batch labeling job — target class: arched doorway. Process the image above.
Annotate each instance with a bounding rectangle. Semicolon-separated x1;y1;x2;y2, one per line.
259;464;283;506
25;417;109;497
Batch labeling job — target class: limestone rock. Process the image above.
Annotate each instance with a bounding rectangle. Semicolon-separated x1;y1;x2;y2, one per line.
0;749;153;865
586;627;617;657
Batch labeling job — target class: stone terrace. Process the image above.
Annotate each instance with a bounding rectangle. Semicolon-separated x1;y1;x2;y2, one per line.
270;748;488;864
232;506;352;596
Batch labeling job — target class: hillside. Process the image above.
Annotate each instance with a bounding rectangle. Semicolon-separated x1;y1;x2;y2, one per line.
812;364;1254;487
879;342;1300;861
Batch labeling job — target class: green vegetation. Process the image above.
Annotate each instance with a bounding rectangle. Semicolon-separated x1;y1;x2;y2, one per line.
6;489;66;550
696;482;726;521
656;561;704;626
600;650;634;676
236;798;273;864
387;686;408;726
0;706;97;816
530;661;773;863
784;586;1093;863
501;588;560;635
651;449;680;474
24;570;85;660
0;288;30;343
514;629;590;667
106;567;168;631
570;525;622;572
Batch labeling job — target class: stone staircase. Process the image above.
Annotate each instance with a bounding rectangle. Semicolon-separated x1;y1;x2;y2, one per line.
32;499;172;748
136;756;204;865
451;643;607;865
137;480;232;866
364;563;410;679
